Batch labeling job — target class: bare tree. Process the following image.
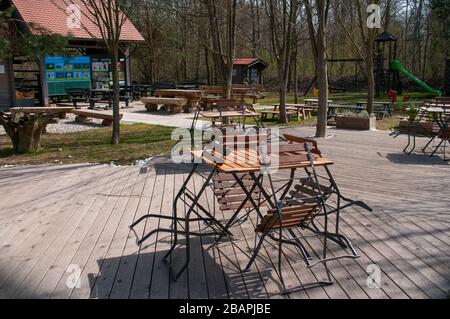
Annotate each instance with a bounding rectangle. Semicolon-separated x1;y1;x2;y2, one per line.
304;0;330;137
335;0;383;114
63;0;136;144
266;0;298;124
202;0;237;98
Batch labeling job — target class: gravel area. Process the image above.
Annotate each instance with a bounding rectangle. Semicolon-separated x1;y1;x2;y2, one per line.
0;114;104;136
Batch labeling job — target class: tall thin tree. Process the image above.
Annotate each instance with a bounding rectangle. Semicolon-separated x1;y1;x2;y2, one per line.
63;0;136;144
304;0;330;137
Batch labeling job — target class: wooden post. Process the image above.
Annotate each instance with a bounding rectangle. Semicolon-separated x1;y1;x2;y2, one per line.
38;58;49;106
124;45;131;85
8;59;17;107
0;59;15;108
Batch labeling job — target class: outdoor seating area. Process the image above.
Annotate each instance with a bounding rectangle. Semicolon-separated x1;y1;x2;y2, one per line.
1;127;448;299
129;130;373;294
393;97;449;160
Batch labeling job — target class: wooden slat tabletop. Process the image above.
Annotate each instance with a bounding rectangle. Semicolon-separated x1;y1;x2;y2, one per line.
192;148;334;173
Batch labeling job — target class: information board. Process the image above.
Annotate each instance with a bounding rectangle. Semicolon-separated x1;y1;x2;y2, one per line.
45;56;91;96
91;57;126;89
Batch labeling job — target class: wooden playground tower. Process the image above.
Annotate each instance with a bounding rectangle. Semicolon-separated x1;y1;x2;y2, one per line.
374;31;401;97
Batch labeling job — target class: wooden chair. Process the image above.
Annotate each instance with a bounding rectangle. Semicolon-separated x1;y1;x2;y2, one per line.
283;134;371;233
243;143;359;294
208;131;269;242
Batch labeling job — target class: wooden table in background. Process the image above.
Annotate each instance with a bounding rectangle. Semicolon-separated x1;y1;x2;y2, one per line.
156;89;203;113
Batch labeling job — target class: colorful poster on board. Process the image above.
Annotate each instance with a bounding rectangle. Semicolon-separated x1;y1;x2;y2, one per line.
45;56;92;96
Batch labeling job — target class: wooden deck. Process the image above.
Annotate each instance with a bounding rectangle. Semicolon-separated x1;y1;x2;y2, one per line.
0;127;449;299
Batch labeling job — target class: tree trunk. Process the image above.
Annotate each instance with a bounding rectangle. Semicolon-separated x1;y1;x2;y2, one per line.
16;121;43;153
366;45;375;114
111;46;121;145
316;52;328;137
279;81;288;123
224;0;237;99
315;0;328;138
1;117;46;153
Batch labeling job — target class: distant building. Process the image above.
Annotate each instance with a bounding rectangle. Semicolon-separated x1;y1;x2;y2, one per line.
232;58;269;85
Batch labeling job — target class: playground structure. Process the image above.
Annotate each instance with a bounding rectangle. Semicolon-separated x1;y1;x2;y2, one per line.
374;32;442;97
321;32;442;97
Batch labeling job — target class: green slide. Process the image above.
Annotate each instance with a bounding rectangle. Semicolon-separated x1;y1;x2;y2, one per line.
390;60;442;96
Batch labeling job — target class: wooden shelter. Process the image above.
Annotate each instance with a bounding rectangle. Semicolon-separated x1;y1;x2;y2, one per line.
0;0;145;109
232;58;268;85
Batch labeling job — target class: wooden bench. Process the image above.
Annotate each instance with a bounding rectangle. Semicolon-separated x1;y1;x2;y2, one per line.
72;109;123;126
141;97;187;114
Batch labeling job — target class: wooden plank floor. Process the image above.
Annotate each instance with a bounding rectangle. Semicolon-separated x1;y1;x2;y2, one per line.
0;128;448;299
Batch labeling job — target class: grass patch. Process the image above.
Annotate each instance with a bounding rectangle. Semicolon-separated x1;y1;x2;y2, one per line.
0;123;176;166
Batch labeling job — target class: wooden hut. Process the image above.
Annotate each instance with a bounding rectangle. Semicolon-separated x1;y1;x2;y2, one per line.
232;58;269;85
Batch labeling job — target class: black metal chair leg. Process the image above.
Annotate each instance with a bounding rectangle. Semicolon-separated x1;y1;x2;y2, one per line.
422;135;437;152
163;219;178;262
277;227;287;293
287;229;312;261
137;228;186;246
172;212;191;281
269;233;312;265
244;234;266;272
430;139;444;157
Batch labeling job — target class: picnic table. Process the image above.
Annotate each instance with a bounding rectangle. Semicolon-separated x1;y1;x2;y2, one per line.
262;104;313;121
133;84;153;97
402;101;449;160
200;86;263;103
156;89;203;113
194;109;263;129
9;107;73;114
89;89;132;109
304;98;334;106
130;133;372;285
356;101;392;119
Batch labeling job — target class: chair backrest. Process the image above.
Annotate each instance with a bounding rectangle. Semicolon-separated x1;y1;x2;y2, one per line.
283;134;322;157
255;142;327;233
208;130;268;159
256;203;321;232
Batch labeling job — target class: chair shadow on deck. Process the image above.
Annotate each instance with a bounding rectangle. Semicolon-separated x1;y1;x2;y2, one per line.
87;237;270;299
385;152;449;166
